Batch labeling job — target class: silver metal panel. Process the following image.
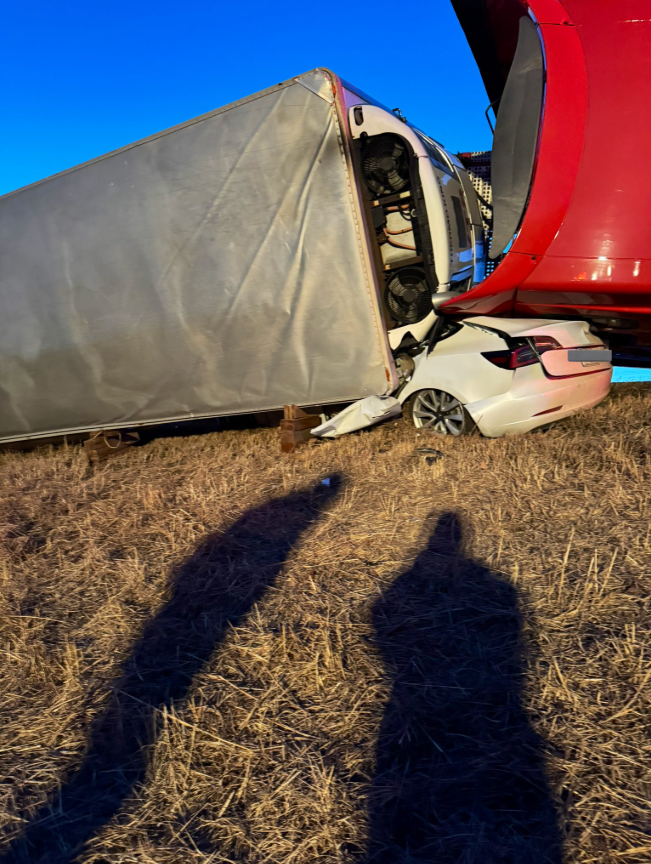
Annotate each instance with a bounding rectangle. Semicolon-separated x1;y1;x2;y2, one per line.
489;16;544;258
0;70;391;442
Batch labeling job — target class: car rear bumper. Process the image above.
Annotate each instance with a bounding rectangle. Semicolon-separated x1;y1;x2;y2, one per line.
465;366;612;437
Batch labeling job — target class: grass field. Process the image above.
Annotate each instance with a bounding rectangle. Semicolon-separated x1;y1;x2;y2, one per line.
1;383;650;864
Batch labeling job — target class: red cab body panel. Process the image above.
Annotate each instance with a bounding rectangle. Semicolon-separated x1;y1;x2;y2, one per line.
445;0;651;351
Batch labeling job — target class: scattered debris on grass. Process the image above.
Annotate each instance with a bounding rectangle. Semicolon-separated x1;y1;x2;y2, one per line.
414;446;445;465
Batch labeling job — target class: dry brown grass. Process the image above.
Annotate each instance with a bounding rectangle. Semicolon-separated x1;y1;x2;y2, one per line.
0;382;650;864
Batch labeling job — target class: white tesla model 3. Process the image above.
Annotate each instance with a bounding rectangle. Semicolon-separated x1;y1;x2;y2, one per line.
399;317;612;437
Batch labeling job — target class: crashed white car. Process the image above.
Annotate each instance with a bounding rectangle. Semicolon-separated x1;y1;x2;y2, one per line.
398;317;612;437
313;317;612;439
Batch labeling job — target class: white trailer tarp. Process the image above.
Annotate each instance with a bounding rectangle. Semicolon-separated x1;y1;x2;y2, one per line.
0;70;392;442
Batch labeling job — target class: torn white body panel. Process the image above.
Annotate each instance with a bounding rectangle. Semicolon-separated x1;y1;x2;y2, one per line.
311;395;401;438
387;293;465;351
398;322;512;408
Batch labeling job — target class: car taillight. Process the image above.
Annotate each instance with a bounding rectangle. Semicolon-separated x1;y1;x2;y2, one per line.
532;336;561;353
509;344;539;368
481;344;538;369
481;335;562;370
481;349;511;368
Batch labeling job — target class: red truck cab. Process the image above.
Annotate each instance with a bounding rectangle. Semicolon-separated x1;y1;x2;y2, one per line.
445;0;651;367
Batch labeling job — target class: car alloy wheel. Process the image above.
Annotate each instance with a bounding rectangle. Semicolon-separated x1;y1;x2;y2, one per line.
409;388;473;435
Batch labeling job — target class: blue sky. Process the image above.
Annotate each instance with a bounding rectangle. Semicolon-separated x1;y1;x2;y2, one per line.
612;368;651;383
0;0;493;196
2;0;648;381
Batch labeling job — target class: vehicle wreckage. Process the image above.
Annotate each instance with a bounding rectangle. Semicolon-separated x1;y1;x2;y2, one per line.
6;0;643;447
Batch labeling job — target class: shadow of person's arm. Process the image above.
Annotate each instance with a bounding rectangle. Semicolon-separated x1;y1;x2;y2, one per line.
2;475;343;864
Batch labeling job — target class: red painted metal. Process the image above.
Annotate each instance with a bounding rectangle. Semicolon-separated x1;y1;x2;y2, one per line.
443;0;651;349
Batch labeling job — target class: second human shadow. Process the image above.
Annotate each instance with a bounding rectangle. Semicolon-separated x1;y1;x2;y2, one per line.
365;511;562;864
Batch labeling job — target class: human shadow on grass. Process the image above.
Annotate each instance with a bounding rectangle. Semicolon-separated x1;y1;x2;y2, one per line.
363;512;562;864
2;476;342;864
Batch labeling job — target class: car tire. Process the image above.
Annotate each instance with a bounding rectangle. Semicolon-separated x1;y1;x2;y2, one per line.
404;388;476;436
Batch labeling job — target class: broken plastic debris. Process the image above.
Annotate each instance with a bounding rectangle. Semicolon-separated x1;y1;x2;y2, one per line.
311;396;402;439
414;447;444;466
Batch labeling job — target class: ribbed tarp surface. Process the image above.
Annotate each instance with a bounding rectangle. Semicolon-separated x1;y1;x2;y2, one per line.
0;70;391;441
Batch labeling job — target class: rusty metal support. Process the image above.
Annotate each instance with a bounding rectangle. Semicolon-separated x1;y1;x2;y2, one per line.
84;429;140;463
280;405;321;453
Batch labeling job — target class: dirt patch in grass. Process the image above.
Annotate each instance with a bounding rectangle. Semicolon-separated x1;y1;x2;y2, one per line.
0;383;650;863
